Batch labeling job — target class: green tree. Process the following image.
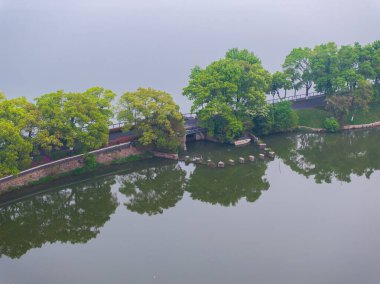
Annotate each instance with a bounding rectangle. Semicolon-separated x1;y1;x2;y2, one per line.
253;101;298;135
369;41;380;97
310;42;339;95
325;95;351;123
0;120;32;177
270;71;292;100
335;44;363;92
271;101;298;132
283;47;313;96
117;88;184;152
35;87;115;152
183;48;271;141
0;97;40;140
325;79;373;123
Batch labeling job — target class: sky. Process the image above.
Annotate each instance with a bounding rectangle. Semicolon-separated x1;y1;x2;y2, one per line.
1;0;379;111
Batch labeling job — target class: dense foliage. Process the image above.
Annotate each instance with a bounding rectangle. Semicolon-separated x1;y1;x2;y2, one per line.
35;87;115;152
117;88;184;152
0;120;33;176
1;40;379;177
323;117;340;132
0;87;115;177
274;40;380;125
183;48;271;141
253;101;298;135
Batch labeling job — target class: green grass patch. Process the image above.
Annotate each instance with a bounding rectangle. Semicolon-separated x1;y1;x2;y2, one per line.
345;102;380;125
111;153;152;165
296;108;330;128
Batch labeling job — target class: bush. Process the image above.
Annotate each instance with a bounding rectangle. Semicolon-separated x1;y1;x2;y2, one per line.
253;101;298;134
324;117;340;132
83;153;98;169
272;101;298;132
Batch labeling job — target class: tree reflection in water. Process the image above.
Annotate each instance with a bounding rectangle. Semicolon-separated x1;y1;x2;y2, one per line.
185;162;269;206
2;129;380;260
0;176;118;259
118;163;186;215
268;129;380;183
117;158;270;212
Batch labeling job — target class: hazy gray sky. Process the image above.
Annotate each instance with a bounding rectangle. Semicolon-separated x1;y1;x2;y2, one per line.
1;0;379;110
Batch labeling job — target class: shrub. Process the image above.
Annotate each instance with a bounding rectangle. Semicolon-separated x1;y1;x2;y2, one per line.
253;101;298;134
324;117;340;132
83;153;98;169
272;101;299;132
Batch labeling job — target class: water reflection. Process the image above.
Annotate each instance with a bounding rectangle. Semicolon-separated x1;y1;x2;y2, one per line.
268;129;380;183
186;163;269;206
0;176;118;259
3;129;380;259
118;163;186;215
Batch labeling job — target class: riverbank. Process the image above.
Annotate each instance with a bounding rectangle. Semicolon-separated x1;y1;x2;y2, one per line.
3;113;380;197
296;101;380;129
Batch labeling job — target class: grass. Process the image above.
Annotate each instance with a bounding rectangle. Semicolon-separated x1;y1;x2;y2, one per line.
296;107;330;128
296;101;380;128
345;102;380;125
110;153;152;165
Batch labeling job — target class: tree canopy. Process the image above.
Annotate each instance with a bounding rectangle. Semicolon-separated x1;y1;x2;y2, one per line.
0;120;32;177
283;47;313;96
270;71;292;99
35;87;115;152
0;87;116;178
117;88;184;152
183;48;271;141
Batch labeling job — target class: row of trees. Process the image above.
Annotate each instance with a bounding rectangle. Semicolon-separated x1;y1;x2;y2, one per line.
0;87;116;177
1;41;378;177
184;41;380;140
183;48;298;139
271;41;380;123
0;87;184;177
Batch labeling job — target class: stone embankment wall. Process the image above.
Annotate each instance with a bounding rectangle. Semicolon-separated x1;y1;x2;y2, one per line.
152;151;179;160
0;143;142;193
298;121;380;133
342;121;380;130
298;126;326;133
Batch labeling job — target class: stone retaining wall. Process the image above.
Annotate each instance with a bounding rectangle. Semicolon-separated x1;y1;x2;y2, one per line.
298;126;326;133
0;142;142;193
298;121;380;133
342;121;380;130
152;151;179;160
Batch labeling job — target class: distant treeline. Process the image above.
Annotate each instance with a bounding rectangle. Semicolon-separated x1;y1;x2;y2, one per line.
1;40;379;177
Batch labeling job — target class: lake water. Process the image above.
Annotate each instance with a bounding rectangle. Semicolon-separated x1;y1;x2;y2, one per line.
1;129;380;284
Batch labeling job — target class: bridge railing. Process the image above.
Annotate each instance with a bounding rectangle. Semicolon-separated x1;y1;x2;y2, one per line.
109;122;125;130
267;92;324;104
182;113;197;119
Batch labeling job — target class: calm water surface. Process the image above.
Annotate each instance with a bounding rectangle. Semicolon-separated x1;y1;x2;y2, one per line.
1;130;380;284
